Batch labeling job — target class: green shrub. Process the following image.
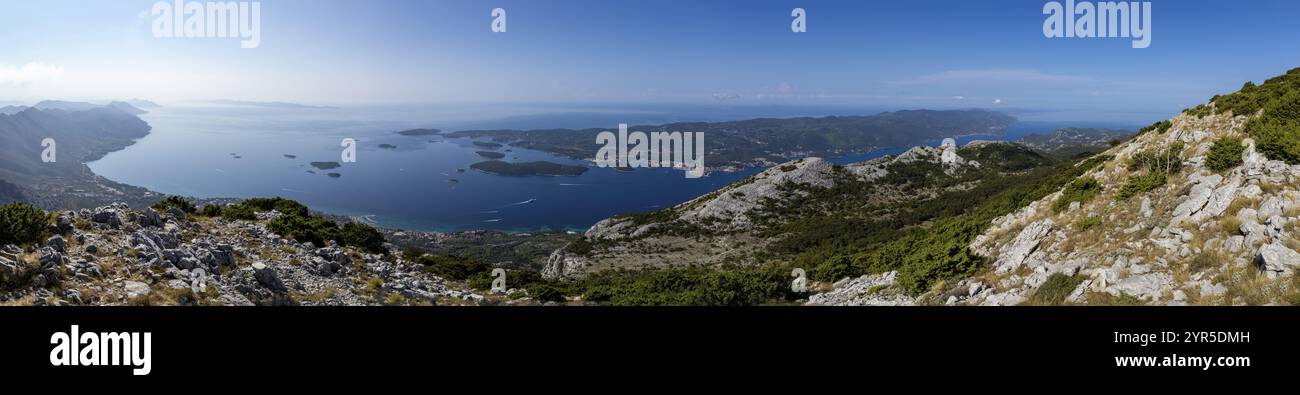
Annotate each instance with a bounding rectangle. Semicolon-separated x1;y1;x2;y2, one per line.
1075;216;1101;232
1198;68;1300;165
417;254;489;281
1206;136;1245;172
339;222;385;254
1052;177;1102;213
1248;111;1300;164
267;214;340;248
527;283;567;303
198;204;225;217
240;197;310;217
810;255;856;282
1137;120;1172;135
152;196;196;214
1116;172;1167;200
573;265;796;306
0;202;49;245
220;204;257;220
563;237;593;255
1028;274;1085;305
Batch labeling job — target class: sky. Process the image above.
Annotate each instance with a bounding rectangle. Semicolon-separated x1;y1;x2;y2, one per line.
2;0;1300;123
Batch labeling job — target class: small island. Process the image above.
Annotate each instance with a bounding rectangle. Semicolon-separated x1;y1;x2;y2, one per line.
396;128;441;136
311;161;341;170
470;160;588;177
472;141;503;149
378;143;398;149
475;151;506;159
326;173;342;178
284;154;297;159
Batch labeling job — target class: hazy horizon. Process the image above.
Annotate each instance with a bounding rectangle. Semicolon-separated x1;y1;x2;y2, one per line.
3;0;1300;125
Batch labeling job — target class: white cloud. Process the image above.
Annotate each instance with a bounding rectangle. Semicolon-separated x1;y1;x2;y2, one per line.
0;63;66;85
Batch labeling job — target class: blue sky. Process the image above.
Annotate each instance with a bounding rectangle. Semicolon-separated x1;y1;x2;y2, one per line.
2;0;1299;123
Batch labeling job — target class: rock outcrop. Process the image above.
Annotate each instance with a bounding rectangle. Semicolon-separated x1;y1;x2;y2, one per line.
0;203;498;306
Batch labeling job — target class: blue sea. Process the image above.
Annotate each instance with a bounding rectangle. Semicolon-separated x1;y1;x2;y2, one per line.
87;102;1145;232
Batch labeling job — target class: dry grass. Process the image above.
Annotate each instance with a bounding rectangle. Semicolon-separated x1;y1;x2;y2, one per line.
1225;196;1260;218
1218;215;1243;236
1215;266;1300;305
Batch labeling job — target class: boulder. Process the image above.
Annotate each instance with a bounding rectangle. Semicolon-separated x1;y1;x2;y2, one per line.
994;220;1054;273
55;211;75;234
91;205;124;228
1254;243;1300;276
45;235;66;253
123;281;151;299
251;262;286;292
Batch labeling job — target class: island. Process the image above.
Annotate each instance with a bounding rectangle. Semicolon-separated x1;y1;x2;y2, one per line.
311;161;341;170
284;154;297;159
475;151;506;159
378;144;398;149
397;128;441;136
472;141;503;149
326;173;342;178
446;109;1016;170
469;161;588;177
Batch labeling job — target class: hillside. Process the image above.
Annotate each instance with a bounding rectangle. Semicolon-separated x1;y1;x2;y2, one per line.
448;109;1015;171
545;140;1063;279
0;198;532;306
0;103;157;209
818;67;1300;306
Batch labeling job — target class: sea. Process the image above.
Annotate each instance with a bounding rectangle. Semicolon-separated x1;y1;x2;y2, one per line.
87;102;1148;232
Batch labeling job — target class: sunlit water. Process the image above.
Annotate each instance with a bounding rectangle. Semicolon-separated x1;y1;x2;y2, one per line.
88;103;1134;232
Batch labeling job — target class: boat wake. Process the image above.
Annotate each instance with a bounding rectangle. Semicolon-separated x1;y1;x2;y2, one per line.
505;198;537;206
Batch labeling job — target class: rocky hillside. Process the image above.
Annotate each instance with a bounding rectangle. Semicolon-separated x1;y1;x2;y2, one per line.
815;67;1300;306
544;140;1054;280
0;201;527;306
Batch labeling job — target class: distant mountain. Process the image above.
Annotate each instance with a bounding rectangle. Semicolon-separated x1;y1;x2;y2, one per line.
448;109;1016;170
126;99;162;108
0;104;156;209
107;101;149;115
28;100;148;115
33;100;100;112
0;105;26;115
1017;127;1132;156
